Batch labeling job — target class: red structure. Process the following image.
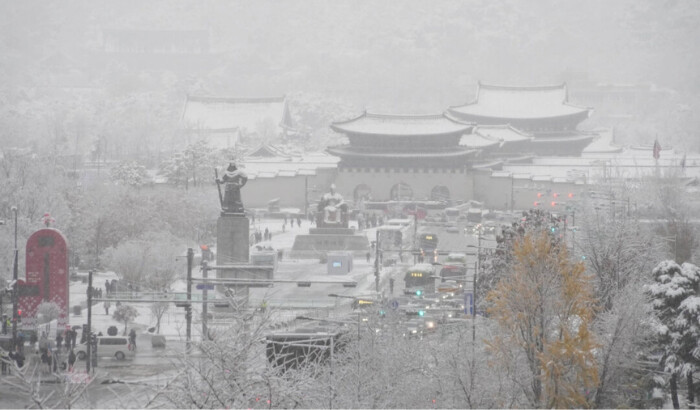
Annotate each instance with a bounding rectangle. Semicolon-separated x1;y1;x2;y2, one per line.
18;228;69;328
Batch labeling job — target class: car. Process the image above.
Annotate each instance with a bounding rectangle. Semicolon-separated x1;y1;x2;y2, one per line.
446;225;459;233
404;318;425;338
75;336;135;361
437;280;462;294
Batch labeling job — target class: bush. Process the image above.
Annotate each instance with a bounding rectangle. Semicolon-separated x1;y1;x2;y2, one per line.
107;326;118;336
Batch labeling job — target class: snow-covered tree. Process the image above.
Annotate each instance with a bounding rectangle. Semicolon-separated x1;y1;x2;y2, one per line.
112;304;139;336
486;230;599;408
110;160;150;187
150;301;169;334
645;260;700;409
101;231;183;291
36;301;62;324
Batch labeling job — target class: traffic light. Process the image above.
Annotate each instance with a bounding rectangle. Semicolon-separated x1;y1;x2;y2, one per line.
550;226;556;233
568;192;574;198
418;310;425;317
415;290;422;297
16;309;21;324
90;332;97;346
534;201;541;207
552;192;559;198
551;201;558;207
537;192;543;198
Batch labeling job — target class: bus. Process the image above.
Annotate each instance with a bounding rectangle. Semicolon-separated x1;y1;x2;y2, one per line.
417;232;438;252
403;263;436;296
445;208;460;221
377;226;404;251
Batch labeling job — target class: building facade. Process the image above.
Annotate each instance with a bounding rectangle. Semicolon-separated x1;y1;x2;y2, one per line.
448;83;595;156
327;112;477;203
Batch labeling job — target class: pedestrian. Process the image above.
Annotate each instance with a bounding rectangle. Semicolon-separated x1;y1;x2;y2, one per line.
1;350;7;375
39;331;48;355
68;349;76;372
264;227;269;241
297;216;301;227
104;300;111;315
366;251;371;262
29;331;38;350
389;278;395;295
17;330;25;352
56;332;63;351
12;346;24;368
68;328;75;350
105;279;110;295
43;350;52;373
129;328;137;349
1;314;7;334
290;218;294;228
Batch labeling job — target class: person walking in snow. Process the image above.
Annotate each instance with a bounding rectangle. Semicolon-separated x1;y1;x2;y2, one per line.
129;328;137;349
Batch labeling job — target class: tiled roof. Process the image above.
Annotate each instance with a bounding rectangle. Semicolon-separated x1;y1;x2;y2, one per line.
448;83;590;120
331;111;473;136
181;95;295;132
458;133;501;149
474;125;533;143
326;145;478;159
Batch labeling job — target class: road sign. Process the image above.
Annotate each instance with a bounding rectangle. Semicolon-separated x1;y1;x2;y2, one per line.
464;292;473;316
196;284;215;290
389;299;399;310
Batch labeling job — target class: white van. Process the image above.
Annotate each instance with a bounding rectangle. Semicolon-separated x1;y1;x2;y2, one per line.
75;336;134;361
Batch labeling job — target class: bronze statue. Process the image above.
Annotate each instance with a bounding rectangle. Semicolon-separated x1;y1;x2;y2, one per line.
216;162;248;214
316;184;349;228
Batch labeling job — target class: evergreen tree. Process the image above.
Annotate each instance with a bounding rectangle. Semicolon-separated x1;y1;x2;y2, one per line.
645;260;700;409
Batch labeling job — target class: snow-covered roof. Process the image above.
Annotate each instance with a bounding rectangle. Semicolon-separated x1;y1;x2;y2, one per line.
448;83;591;120
474;125;533;143
181;95;295;133
458;133;502;149
247;143;290;158
330;111;473;136
326;145;478;160
242;151;339;179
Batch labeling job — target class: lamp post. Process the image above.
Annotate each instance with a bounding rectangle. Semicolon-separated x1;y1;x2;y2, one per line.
11;206;18;351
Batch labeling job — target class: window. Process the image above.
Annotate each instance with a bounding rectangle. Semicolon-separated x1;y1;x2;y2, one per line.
38;236;55;247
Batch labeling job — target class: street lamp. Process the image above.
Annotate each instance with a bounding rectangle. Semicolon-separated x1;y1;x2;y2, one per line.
11;206;18;351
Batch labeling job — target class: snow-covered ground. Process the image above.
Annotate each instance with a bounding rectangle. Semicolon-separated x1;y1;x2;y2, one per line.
67;218;380;343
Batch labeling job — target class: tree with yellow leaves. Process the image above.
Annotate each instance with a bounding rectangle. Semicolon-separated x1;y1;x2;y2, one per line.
486;230;599;408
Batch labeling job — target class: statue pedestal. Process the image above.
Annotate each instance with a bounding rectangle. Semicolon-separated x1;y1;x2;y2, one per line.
216;215;250;264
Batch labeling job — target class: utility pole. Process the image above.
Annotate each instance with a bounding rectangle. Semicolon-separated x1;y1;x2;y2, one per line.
472;261;477;343
374;230;380;293
304;176;308;217
201;260;208;340
186;248;193;352
86;270;93;373
11;206;18;351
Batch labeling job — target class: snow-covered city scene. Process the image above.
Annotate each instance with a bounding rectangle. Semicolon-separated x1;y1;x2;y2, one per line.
1;1;700;409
